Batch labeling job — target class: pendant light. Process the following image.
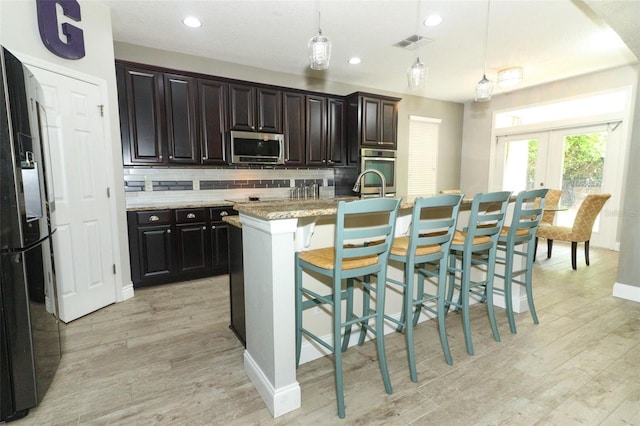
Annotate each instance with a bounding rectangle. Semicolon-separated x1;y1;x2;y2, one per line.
407;57;427;89
407;0;427;89
308;11;331;70
475;0;493;102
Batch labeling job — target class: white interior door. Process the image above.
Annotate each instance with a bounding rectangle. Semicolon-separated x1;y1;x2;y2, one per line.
28;66;116;322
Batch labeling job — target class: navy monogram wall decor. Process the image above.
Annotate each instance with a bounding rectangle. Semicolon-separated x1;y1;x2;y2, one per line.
36;0;85;60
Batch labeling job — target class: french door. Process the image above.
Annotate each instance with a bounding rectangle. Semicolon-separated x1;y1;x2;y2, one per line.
496;124;618;249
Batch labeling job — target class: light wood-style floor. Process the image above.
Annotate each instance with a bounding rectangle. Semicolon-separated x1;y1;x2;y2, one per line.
19;243;640;425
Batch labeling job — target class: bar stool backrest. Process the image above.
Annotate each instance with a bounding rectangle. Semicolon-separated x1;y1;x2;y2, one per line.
506;188;549;242
409;194;464;263
335;197;401;278
463;191;512;250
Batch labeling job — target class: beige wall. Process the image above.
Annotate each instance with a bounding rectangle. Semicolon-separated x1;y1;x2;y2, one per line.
460;64;640;291
0;0;132;298
460;64;639;196
617;71;640;290
114;42;464;195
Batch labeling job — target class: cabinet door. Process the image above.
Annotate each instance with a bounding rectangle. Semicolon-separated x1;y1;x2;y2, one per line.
211;223;230;273
326;97;346;165
120;67;165;164
176;223;209;274
257;87;282;133
282;91;305;165
137;225;173;282
199;79;228;164
228;83;256;131
164;74;199;163
361;96;381;147
380;99;398;148
306;95;327;165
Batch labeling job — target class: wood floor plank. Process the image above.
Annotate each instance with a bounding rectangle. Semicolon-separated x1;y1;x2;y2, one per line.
16;244;639;425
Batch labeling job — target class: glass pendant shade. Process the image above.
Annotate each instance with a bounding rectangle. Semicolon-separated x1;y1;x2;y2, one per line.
308;30;331;70
475;74;493;102
407;57;427;89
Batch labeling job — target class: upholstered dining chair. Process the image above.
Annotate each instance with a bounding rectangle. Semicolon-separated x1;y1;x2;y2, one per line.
535;193;611;270
539;188;562;226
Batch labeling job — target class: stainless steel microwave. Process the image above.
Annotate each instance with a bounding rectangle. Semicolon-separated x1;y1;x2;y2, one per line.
230;130;285;165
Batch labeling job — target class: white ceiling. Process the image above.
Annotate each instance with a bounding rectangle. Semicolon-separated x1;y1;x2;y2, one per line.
103;0;639;103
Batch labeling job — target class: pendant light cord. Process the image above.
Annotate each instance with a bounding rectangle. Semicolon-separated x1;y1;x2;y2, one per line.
482;0;491;76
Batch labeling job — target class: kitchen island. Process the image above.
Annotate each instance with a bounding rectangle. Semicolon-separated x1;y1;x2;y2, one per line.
234;195;525;417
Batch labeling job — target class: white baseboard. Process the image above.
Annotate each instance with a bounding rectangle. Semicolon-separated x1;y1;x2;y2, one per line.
244;350;301;417
120;282;135;301
612;282;640;302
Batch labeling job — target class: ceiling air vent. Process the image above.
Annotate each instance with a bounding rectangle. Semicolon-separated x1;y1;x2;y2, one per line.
393;34;433;50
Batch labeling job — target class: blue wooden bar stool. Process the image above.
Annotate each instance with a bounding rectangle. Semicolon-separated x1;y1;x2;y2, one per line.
380;194;463;382
294;197;401;419
494;188;548;334
446;191;511;356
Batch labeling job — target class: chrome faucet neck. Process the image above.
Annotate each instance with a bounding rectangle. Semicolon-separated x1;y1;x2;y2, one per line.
353;169;386;198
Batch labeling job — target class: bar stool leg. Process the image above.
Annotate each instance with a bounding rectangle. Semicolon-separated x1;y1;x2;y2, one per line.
485;249;501;343
403;262;418;382
333;277;346;419
503;244;517;334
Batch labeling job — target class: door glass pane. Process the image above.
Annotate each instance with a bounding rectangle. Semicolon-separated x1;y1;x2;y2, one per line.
502;138;538;192
557;131;607;230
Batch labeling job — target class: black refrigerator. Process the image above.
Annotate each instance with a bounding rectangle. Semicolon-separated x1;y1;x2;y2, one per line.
0;46;61;421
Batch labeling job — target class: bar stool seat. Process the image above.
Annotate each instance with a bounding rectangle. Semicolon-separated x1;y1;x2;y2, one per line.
295;197;401;419
446;191;511;356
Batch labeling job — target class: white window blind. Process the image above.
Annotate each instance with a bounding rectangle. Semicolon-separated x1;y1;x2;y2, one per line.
408;115;441;197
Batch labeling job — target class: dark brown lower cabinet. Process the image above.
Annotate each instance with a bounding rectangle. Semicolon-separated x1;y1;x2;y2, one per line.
228;224;245;346
127;206;237;288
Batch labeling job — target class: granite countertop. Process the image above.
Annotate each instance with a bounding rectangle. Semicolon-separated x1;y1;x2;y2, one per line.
232;195;506;221
232;195;469;220
223;215;242;228
126;200;235;211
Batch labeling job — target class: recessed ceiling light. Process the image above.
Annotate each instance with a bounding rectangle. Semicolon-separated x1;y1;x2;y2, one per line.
424;15;443;27
348;57;362;65
182;16;202;28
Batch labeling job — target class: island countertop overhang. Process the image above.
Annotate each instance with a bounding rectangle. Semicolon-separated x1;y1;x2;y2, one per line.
232;195;479;220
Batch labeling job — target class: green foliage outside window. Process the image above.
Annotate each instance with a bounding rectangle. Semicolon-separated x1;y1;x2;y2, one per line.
563;133;606;182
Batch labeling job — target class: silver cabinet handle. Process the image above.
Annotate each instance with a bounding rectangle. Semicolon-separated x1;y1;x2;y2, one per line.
149;215;159;222
202;226;206;230
220;211;229;217
166;229;171;234
187;213;196;219
211;225;216;230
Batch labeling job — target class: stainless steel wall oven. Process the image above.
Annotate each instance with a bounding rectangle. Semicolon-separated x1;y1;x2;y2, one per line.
359;148;396;197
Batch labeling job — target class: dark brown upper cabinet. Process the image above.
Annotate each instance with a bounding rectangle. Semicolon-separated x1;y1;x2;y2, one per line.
228;83;282;133
347;92;400;151
164;73;199;164
306;95;345;166
198;79;228;164
118;62;230;166
117;64;165;165
282;91;305;166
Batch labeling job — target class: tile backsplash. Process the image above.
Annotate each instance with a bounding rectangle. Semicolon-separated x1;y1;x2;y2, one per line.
124;167;337;208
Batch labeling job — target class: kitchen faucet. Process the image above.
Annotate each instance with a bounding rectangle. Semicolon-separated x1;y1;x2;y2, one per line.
352;169;386;198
